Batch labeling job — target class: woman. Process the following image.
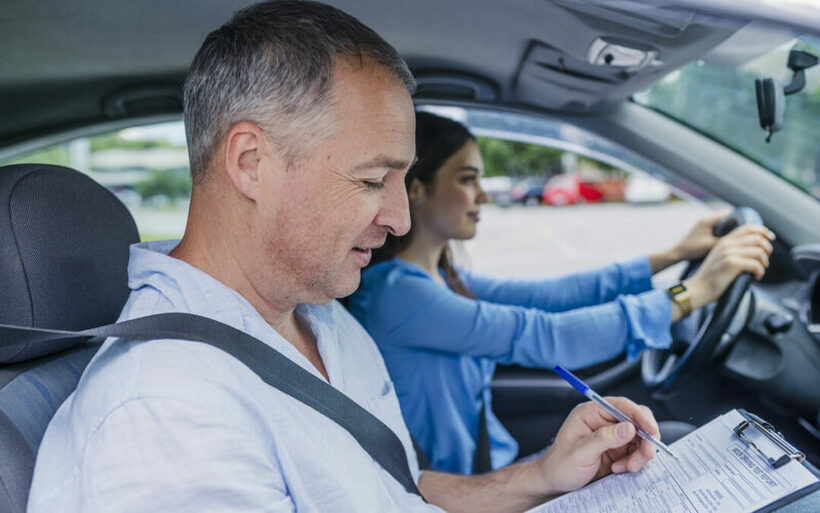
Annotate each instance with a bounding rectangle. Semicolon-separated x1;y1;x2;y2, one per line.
347;111;773;475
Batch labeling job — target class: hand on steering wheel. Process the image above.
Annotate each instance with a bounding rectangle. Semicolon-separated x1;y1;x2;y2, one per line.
685;223;773;309
642;207;774;397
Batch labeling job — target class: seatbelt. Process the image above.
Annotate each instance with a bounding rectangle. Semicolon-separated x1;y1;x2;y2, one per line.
412;435;432;471
474;402;492;474
0;313;422;497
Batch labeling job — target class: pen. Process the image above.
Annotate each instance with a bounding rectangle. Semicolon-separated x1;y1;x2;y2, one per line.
553;365;680;461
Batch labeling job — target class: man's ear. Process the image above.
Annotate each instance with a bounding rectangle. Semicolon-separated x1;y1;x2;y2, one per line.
222;121;277;200
408;178;426;206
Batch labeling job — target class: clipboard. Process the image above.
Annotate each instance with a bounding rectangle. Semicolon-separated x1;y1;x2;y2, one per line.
733;409;820;513
524;408;820;513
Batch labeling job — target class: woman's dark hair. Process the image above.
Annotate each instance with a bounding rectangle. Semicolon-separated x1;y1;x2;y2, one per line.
371;111;475;297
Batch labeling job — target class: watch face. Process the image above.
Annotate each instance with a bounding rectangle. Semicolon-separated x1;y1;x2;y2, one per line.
669;284;687;295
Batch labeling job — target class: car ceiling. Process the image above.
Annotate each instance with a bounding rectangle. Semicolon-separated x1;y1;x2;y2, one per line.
0;0;811;151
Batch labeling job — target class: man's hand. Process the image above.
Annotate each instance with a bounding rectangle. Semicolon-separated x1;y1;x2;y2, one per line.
685;224;774;310
537;398;659;496
419;397;661;513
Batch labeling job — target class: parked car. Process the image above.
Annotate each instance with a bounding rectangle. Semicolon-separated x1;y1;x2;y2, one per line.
480;175;514;206
624;173;672;204
542;172;604;205
1;1;820;511
509;176;548;205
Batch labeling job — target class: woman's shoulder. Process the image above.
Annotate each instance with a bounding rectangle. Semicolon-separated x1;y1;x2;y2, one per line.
361;258;432;290
350;259;442;317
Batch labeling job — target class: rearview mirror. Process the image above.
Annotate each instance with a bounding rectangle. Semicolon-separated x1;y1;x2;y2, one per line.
755;78;785;143
755;49;818;143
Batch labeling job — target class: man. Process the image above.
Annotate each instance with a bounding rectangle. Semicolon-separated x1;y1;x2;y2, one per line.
28;2;670;512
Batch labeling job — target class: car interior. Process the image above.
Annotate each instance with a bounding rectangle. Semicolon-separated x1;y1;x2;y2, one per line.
1;1;820;512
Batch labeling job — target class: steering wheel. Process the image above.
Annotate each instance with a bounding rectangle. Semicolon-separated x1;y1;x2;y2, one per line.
641;207;762;398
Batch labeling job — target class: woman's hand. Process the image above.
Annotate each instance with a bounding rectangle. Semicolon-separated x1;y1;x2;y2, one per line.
650;210;732;273
536;398;659;496
673;209;733;261
685;224;774;309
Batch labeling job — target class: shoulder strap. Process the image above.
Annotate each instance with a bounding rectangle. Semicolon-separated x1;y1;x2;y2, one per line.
474;403;492;474
0;313;421;496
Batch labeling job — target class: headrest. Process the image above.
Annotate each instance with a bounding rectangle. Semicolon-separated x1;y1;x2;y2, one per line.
0;164;139;363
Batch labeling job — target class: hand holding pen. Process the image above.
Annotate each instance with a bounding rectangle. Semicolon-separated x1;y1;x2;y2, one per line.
536;382;665;495
553;365;679;460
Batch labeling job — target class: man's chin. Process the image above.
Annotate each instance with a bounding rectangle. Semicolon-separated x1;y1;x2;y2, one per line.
322;272;361;304
336;276;362;299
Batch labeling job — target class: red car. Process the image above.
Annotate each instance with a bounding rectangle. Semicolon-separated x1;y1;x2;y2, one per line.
542;173;603;206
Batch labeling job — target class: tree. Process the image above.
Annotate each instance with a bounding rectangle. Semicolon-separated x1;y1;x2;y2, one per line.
135;168;191;203
477;137;562;177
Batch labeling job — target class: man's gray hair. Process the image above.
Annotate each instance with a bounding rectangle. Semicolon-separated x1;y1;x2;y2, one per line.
183;0;415;182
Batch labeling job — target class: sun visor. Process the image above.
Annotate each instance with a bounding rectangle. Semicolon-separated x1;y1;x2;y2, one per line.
515;41;634;112
515;2;744;113
552;0;698;38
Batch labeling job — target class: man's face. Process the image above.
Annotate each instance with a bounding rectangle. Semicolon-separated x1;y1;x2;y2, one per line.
257;60;415;305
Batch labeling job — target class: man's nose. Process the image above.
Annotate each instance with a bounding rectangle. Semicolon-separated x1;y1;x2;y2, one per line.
375;180;411;236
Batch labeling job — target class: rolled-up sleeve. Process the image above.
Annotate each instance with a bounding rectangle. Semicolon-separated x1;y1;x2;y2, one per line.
617;288;672;360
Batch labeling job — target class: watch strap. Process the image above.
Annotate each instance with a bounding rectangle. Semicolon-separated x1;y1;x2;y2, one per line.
667;282;692;317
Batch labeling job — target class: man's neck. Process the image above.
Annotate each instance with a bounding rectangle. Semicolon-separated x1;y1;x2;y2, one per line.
170;215;330;381
271;309;329;382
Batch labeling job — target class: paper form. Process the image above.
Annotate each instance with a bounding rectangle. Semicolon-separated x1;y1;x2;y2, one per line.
525;410;818;513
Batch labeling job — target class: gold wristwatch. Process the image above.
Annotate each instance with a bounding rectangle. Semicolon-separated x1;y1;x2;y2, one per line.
666;282;692;318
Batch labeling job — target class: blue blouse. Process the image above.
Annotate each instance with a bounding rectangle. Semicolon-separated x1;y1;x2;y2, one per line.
347;257;672;475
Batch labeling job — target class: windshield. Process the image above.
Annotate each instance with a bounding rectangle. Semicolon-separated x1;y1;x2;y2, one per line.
634;35;820;201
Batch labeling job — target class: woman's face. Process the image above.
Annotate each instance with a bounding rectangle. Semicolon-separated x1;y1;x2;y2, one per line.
413;139;489;241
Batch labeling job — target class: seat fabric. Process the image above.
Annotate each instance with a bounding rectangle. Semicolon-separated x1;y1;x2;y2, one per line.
0;164;139;513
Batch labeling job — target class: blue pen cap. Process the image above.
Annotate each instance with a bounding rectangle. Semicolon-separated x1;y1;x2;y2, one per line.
554;365;590;395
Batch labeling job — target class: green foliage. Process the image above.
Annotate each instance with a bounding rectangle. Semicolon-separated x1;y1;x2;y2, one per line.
2;129;179;168
135;168;191;202
476;137;623;178
2;144;71;167
476;137;562;177
578;155;620;174
89;134;175;152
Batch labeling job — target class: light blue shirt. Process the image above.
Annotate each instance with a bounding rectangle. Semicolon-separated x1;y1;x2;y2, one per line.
28;241;435;513
348;257;672;475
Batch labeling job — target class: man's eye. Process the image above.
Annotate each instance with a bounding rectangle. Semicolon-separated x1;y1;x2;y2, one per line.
363;181;384;190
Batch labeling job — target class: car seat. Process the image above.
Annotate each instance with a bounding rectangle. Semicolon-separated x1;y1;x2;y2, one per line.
0;163;139;513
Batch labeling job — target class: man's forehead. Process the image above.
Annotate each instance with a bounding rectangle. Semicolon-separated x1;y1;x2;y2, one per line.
330;59;413;114
298;58;415;177
352;154;418;172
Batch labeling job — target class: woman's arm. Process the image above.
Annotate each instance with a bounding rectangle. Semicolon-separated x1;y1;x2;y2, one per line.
368;269;671;368
459;257;653;313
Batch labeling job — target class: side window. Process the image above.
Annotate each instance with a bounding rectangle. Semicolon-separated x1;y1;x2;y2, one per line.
424;107;726;285
1;121;190;241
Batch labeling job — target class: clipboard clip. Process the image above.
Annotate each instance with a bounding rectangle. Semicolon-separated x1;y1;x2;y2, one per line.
733;410;806;469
